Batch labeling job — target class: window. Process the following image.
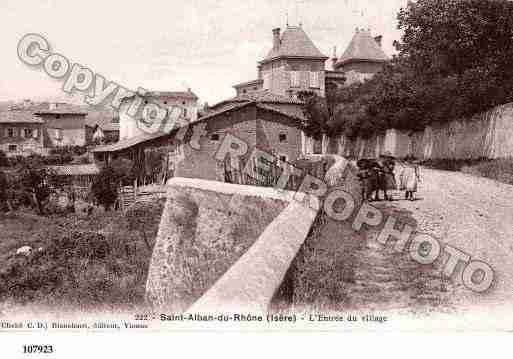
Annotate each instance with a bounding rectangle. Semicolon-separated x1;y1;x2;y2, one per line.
183;108;188;117
263;73;271;89
8;144;17;152
290;71;300;88
55;115;61;119
24;128;33;138
242;89;247;94
7;128;15;137
279;133;287;143
54;128;63;140
309;71;320;88
211;133;220;141
278;155;288;163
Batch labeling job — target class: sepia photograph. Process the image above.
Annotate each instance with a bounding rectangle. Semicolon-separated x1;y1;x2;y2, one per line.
1;0;513;355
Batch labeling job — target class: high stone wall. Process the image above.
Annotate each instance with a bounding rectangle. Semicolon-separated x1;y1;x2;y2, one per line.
333;103;513;160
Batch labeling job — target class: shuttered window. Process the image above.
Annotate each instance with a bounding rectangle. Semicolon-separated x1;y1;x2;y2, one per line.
263;73;271;90
290;71;300;88
309;71;320;88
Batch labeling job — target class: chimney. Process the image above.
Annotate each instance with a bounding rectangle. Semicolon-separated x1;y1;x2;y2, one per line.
374;35;383;48
272;28;281;50
331;46;338;70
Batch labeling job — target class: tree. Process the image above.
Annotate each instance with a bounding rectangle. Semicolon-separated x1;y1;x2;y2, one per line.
91;158;136;211
17;159;60;215
0;150;9;167
330;0;513;139
297;91;330;139
0;170;10;211
91;165;120;211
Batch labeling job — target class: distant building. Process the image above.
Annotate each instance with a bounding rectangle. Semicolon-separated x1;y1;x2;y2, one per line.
118;90;199;140
0;110;45;156
85;109;120;144
35;104;88;147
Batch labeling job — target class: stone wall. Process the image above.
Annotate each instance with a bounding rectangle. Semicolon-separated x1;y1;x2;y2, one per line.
333;103;513;160
146;156;361;313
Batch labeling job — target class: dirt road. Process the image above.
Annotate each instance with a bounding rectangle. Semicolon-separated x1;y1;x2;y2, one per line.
282;166;513;318
385;167;513;310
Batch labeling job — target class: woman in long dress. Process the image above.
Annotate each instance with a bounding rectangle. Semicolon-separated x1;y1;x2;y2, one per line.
400;159;421;201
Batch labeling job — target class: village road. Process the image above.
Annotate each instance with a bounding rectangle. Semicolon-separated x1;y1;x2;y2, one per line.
387;166;513;312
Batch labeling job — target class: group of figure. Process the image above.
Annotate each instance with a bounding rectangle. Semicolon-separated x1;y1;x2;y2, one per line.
357;154;422;202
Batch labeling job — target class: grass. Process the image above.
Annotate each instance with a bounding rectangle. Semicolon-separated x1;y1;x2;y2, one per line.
0;200;165;313
421;158;513;185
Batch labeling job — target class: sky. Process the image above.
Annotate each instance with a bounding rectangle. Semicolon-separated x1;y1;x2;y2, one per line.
0;0;408;106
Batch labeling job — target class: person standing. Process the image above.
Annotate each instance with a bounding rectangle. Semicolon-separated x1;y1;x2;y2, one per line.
400;157;421;201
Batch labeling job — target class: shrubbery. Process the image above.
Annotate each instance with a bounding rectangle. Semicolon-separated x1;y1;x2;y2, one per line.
0;200;165;309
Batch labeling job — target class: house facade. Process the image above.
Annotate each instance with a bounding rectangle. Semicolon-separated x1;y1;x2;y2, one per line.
0;110;45;156
35;104;88;148
118;90;199;140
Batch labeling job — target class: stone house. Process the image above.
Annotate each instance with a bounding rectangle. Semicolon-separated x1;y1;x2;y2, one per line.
0;110;45;156
92;91;308;182
35;104;88;148
118;90;199;140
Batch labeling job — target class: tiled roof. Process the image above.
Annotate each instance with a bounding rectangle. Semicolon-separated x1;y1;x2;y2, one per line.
0;110;44;124
91;131;169;153
35;104;87;115
256;103;306;122
336;29;389;67
214;90;304;109
233;79;263;88
262;26;327;63
121;90;199;101
47;163;101;176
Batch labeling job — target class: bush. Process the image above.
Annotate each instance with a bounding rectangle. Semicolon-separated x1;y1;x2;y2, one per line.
0;200;165;309
0;150;9;167
91;166;119;211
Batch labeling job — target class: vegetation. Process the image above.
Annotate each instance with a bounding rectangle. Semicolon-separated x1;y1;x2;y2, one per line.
0;200;165;310
91;158;136;210
302;0;513;139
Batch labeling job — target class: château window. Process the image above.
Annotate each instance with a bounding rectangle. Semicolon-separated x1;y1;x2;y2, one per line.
279;133;287;142
309;71;320;88
263;73;271;90
8;144;17;152
290;71;300;88
211;133;220;141
24;128;33;138
7;128;15;137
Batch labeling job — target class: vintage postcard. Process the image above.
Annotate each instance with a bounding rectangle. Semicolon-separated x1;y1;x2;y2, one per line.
1;0;513;355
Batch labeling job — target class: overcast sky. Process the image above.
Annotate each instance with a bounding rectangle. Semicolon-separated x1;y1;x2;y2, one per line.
0;0;407;106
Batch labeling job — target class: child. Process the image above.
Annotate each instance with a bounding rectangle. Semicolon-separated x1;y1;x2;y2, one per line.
399;157;421;201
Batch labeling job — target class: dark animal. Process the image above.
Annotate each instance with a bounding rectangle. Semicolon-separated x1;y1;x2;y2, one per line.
357;159;394;201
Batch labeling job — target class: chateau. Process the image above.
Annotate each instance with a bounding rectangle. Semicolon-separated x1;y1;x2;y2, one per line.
234;26;389;98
